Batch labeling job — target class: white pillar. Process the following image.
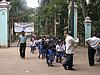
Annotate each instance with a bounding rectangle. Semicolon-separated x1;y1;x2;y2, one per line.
74;2;78;40
84;17;92;46
0;0;10;47
68;2;78;39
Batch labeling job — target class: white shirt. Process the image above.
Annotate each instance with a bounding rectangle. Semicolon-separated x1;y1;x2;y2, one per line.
85;36;100;49
30;40;36;46
65;35;79;54
56;45;61;52
60;44;65;51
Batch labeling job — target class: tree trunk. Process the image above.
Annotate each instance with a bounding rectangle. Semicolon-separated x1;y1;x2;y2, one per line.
45;18;48;35
80;0;87;19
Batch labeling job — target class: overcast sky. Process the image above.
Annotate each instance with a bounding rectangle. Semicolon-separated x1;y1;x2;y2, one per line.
26;0;89;8
86;0;89;4
26;0;39;8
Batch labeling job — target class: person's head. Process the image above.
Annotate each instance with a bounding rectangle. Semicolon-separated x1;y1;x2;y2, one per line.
67;31;72;36
60;41;64;45
57;41;60;45
66;31;72;37
21;31;25;36
92;33;96;37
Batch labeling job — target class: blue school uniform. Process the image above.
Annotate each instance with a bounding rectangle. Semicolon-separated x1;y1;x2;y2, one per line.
47;49;54;62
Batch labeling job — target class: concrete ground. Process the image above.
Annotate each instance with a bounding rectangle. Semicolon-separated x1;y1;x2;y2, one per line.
0;47;100;75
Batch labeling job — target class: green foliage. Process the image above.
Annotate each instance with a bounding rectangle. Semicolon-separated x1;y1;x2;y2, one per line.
38;0;100;45
38;0;69;36
87;0;100;37
9;0;100;38
9;0;25;16
9;0;35;22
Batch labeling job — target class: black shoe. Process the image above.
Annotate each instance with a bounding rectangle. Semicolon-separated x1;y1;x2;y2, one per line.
56;60;58;63
38;56;40;59
51;65;54;67
90;65;94;66
42;57;44;59
63;66;68;70
68;68;75;71
48;63;50;67
63;64;67;70
89;64;94;66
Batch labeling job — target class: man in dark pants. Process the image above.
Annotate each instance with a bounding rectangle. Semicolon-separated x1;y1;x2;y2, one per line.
19;42;26;58
88;46;96;66
18;31;27;58
63;33;79;70
63;54;73;70
86;34;100;66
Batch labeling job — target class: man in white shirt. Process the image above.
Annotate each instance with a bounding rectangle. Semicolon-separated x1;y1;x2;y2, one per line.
63;33;79;70
85;33;100;66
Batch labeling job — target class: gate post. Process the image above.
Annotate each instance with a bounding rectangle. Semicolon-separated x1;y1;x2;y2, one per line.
68;1;78;40
0;0;10;47
73;2;78;40
84;17;92;46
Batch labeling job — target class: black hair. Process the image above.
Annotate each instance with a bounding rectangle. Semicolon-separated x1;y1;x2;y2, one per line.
92;33;96;37
21;31;25;33
67;31;72;36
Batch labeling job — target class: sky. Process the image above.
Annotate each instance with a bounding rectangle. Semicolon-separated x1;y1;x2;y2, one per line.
26;0;39;8
26;0;89;8
86;0;89;4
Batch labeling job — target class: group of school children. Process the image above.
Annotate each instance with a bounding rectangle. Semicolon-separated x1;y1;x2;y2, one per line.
30;37;66;67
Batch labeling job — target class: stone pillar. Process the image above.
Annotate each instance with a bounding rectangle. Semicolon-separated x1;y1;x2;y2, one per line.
68;2;78;39
84;17;92;45
0;0;10;47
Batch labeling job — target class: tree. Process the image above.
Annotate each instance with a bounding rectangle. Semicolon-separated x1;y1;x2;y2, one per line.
38;0;69;37
79;0;100;37
77;0;100;45
9;0;36;42
38;0;100;40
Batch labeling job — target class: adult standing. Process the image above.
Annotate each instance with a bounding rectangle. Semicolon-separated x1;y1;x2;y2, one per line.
18;31;27;58
85;33;100;66
63;33;79;70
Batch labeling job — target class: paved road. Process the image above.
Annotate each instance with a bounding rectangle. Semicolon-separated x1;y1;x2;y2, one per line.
0;47;100;75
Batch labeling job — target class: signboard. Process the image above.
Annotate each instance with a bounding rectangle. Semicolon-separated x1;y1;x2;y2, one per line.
14;22;34;32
